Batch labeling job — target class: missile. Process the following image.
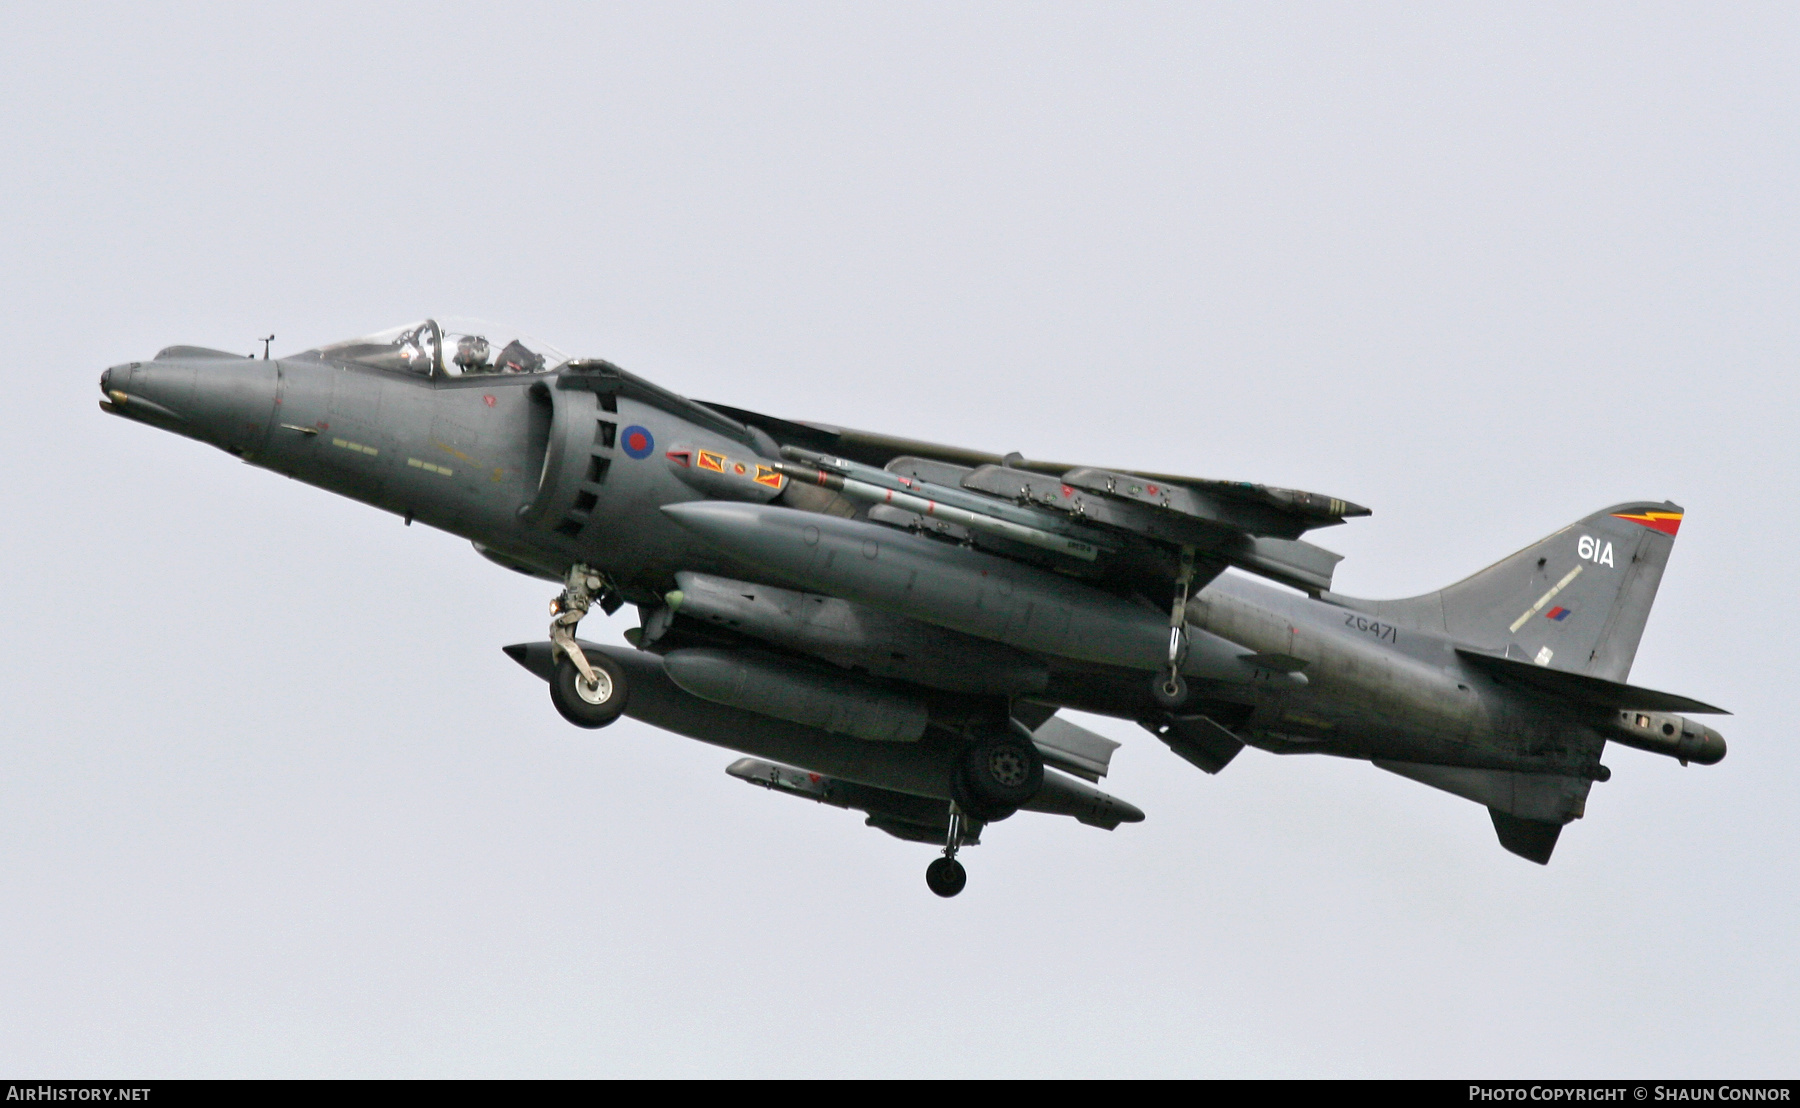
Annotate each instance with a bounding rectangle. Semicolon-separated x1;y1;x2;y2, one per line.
779;448;1117;550
772;459;1104;561
661;500;1300;687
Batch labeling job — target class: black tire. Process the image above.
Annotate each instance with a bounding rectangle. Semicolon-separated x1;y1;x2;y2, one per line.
926;857;967;898
1151;670;1188;709
551;651;628;729
953;729;1043;821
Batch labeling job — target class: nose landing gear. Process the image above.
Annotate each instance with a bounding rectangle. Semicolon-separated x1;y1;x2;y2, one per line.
547;563;629;728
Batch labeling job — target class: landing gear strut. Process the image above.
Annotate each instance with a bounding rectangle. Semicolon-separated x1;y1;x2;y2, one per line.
1152;543;1196;709
547;563;629;728
926;805;969;898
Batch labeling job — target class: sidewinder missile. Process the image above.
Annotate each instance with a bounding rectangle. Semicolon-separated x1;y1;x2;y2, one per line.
772;459;1103;561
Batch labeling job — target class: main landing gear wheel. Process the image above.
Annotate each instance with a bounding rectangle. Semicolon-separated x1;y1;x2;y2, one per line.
551;651;628;728
926;856;967;898
951;728;1044;823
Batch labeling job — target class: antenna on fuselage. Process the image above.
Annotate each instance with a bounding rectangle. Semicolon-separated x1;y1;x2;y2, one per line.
260;334;275;360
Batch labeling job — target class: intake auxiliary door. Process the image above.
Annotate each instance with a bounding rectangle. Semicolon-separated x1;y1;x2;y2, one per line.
524;380;618;539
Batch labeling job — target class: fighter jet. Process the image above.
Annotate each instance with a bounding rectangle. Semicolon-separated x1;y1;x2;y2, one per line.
100;319;1727;896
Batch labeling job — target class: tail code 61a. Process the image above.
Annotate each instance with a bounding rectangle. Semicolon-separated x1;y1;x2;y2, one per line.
1577;535;1615;567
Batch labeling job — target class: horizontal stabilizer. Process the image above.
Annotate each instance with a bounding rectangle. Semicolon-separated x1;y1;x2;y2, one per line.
1457;649;1728;715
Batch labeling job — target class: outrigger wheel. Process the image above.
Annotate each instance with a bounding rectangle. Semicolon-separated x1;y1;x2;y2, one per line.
551;650;629;728
928;802;973;898
926;856;967;898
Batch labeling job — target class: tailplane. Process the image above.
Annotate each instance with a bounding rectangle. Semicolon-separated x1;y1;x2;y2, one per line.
1335;502;1684;682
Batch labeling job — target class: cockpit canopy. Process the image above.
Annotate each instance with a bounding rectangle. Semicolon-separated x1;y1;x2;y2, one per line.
304;318;570;378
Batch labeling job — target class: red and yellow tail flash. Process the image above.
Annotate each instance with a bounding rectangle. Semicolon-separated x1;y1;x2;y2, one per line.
1612;510;1683;536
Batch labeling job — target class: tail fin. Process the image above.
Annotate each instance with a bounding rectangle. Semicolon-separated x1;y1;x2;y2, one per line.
1339;502;1684;682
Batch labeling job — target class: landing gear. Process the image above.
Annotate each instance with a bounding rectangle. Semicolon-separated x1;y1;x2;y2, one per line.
1154;543;1198;709
950;725;1044;822
1151;670;1189;709
551;650;627;728
547;563;628;728
927;725;1042;897
927;805;970;898
926;855;967;898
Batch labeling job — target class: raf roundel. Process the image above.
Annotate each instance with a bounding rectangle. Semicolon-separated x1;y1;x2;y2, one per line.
621;425;654;459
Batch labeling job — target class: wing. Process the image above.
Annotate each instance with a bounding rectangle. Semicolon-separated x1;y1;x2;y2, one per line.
703;401;1362;595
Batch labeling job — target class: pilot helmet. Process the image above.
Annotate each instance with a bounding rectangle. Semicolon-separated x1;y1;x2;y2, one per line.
453;334;492;370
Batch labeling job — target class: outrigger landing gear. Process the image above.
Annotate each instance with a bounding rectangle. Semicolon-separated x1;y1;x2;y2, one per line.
926;805;969;898
547;563;630;728
1151;543;1197;710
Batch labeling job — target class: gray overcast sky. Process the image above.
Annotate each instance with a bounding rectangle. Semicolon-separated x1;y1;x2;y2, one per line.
2;2;1795;1077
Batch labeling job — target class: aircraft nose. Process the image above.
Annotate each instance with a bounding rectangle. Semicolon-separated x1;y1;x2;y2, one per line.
99;359;191;425
101;353;279;458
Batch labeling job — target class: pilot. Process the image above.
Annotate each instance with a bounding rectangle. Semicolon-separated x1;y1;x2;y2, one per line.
453;335;492;373
495;339;545;374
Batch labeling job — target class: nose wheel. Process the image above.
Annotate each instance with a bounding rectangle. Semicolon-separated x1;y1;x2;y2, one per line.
551;650;628;728
547;563;629;728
